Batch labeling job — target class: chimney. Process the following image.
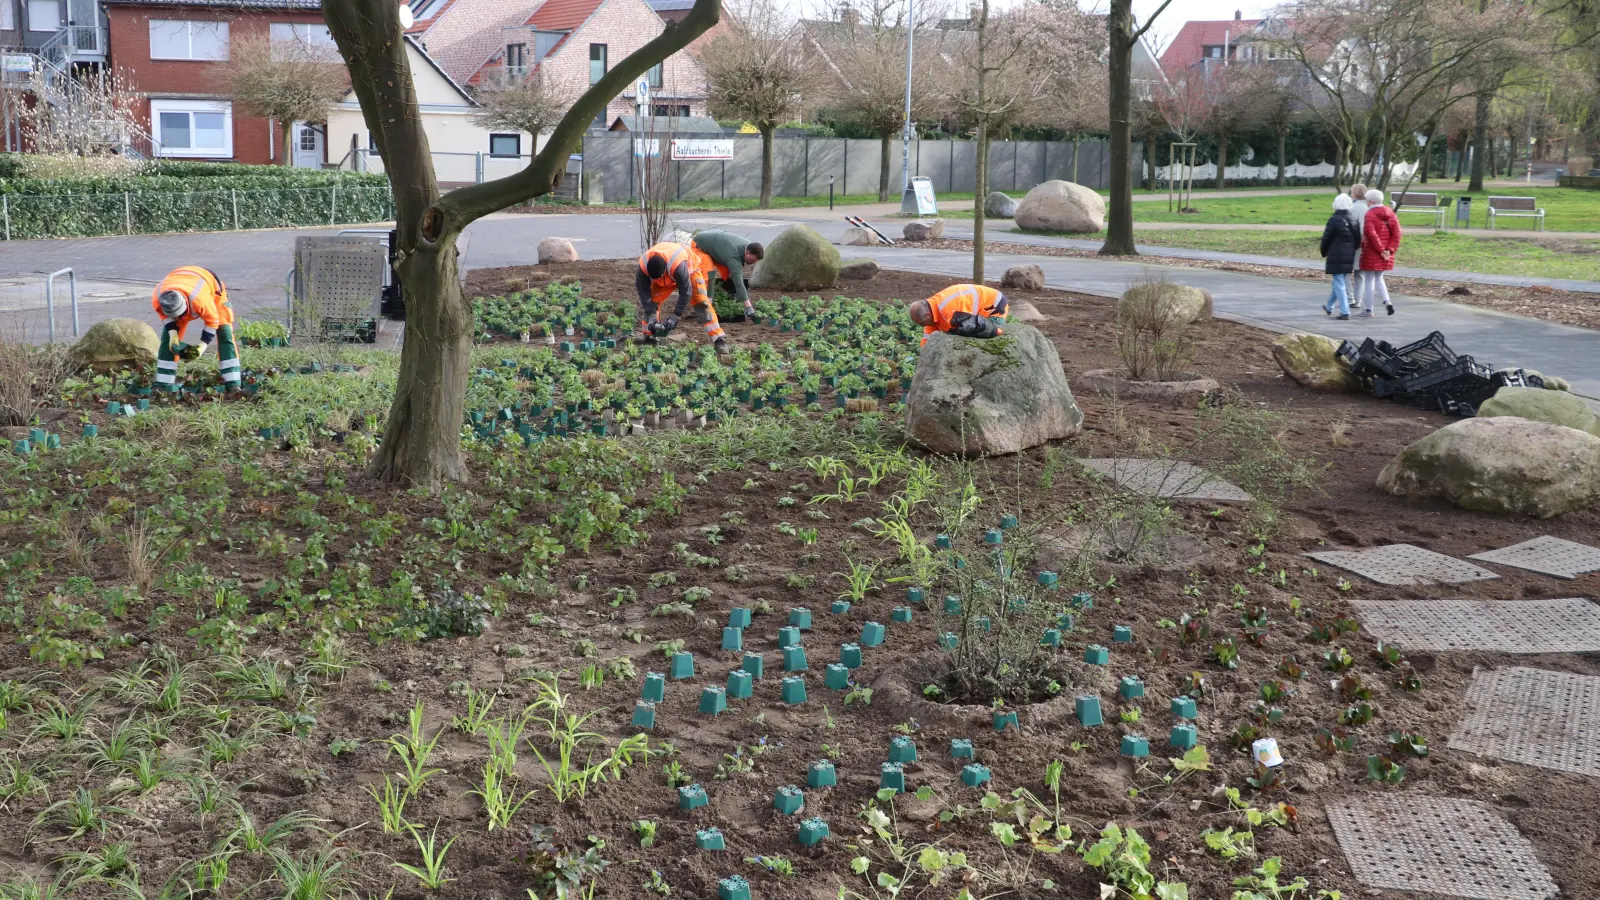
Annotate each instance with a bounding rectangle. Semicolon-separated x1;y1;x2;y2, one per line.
1234;9;1242;19
838;3;858;26
969;2;981;24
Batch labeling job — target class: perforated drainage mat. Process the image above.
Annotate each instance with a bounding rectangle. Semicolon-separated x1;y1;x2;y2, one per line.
1450;666;1600;779
1351;598;1600;653
1305;543;1499;586
1327;795;1559;900
1078;459;1253;503
1469;535;1600;580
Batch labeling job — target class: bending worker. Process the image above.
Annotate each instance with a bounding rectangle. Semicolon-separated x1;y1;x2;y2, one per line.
908;283;1009;346
690;230;764;319
636;241;730;356
152;265;240;391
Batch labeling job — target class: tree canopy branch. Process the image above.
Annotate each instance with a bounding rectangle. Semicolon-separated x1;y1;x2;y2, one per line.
435;0;721;228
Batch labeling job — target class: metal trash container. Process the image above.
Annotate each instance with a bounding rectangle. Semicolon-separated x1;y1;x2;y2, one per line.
1455;196;1472;228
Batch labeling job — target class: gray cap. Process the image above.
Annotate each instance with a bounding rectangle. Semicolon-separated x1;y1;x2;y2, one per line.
157;290;188;318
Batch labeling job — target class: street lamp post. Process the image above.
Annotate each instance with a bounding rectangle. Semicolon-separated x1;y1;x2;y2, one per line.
900;0;915;196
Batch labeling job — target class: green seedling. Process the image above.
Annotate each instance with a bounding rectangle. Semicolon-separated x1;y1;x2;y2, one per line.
392;822;461;889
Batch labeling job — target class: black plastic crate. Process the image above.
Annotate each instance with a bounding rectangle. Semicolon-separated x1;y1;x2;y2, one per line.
1338;338;1404;380
1383;355;1492;394
1390;331;1459;370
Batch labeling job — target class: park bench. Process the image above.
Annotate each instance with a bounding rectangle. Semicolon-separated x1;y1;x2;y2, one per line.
1390;191;1448;229
1486;195;1545;231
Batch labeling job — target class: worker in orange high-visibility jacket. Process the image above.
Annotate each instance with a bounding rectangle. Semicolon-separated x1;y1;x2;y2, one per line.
636;241;729;355
151;265;240;391
908;283;1009;346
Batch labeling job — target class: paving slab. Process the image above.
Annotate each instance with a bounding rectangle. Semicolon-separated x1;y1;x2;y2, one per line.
1079;458;1253;502
1327;795;1560;900
1305;544;1499;586
1350;598;1600;653
1468;535;1600;580
1450;666;1600;779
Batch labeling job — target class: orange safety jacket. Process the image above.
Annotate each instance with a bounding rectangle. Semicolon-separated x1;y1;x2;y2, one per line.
921;284;1007;345
638;242;711;315
152;266;234;338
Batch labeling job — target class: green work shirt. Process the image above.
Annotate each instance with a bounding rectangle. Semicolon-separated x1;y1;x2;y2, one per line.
691;230;751;306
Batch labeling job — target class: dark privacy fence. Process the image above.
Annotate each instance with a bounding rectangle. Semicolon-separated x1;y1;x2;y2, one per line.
584;134;1138;202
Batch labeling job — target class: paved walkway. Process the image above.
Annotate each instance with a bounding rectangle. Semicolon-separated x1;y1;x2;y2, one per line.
854;245;1600;401
3;211;1596;402
945;229;1600;294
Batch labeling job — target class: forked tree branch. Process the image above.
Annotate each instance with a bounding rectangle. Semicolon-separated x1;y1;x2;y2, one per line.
434;0;721;232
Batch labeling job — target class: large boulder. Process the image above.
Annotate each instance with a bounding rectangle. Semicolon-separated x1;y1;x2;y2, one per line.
902;219;945;241
1015;180;1105;233
1010;300;1046;323
905;322;1083;457
842;226;888;247
839;258;880;280
1117;281;1212;326
750;225;841;290
1000;264;1045;291
1272;332;1360;393
985;191;1018;219
537;236;579;263
1376;416;1600;518
1479;386;1600;436
68;318;159;371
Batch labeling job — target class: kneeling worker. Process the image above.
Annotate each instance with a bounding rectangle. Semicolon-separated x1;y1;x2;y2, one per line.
152;265;240;391
690;230;764;319
636;241;729;356
908;283;1009;346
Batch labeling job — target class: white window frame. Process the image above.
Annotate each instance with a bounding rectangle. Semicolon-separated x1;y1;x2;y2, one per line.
488;132;521;158
151;99;233;158
148;19;230;61
27;0;61;32
269;22;337;59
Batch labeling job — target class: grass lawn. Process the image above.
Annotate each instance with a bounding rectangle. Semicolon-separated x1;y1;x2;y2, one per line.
1128;186;1600;232
1126;229;1600;280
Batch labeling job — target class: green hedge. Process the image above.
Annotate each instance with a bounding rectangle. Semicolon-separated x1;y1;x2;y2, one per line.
0;183;392;238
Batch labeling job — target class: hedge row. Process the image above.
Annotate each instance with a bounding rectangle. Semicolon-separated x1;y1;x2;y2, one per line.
1;184;392;239
0;154;389;195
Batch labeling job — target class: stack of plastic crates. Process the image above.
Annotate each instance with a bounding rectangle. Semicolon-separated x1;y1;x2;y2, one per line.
1336;331;1543;416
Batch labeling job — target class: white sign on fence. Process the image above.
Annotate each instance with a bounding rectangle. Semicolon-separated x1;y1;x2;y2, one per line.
2;54;33;74
633;138;661;158
671;139;735;161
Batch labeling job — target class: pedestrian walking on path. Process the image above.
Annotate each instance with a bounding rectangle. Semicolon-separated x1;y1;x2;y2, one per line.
1320;194;1362;319
1348;183;1369;310
1358;189;1400;317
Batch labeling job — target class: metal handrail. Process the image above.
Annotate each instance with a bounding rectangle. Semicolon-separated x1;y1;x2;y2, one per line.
45;267;78;342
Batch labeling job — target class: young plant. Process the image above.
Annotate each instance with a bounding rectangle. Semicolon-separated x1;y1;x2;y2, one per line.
392;822;461;889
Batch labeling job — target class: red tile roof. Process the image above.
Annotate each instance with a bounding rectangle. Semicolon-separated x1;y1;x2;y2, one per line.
1160;18;1261;70
527;0;604;31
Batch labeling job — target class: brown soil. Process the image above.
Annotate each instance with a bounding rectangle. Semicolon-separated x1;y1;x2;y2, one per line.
920;237;1600;330
5;258;1598;900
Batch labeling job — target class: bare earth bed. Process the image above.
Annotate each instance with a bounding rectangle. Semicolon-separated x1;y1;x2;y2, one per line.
2;258;1597;900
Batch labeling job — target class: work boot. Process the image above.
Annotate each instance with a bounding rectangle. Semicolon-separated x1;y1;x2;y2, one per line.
713;338;731;358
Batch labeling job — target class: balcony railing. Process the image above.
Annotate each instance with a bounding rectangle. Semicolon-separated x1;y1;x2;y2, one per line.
39;24;106;67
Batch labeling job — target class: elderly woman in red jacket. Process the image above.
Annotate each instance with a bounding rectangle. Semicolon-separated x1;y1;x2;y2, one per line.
1357;189;1401;317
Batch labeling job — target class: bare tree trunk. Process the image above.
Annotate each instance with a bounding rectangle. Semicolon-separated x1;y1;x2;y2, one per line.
1099;0;1138;256
1276;129;1286;187
1146;139;1157;191
1216;129;1229;191
323;0;719;487
974;124;987;283
280;120;294;166
1468;92;1489;191
1419;126;1435;184
758;123;774;208
878;133;891;203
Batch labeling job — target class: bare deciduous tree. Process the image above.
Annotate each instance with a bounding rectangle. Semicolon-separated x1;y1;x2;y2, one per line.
323;0;720;486
704;0;823;208
227;33;349;166
810;0;945;202
1101;0;1176;256
9;66;144;170
471;70;578;138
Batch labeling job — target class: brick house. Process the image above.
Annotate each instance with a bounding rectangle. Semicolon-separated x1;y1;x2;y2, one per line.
102;0;333;165
413;0;709;127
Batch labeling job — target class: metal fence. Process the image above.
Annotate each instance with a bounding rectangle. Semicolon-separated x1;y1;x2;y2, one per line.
349;149;581;198
0;185;394;241
581;135;1135;202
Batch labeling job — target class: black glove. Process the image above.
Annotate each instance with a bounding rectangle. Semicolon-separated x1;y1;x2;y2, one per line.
662;314;680;333
949;312;1001;340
